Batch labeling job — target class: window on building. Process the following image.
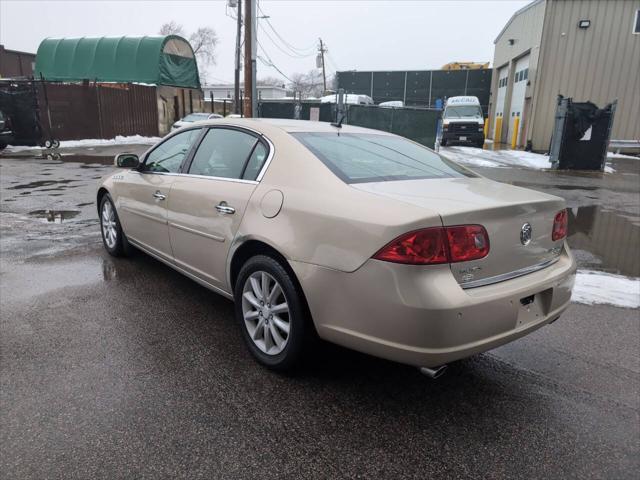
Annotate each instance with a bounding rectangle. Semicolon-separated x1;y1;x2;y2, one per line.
634;9;640;34
523;68;529;81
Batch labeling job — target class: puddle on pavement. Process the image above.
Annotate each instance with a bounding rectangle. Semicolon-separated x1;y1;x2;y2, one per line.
59;154;114;165
29;209;80;223
8;179;76;190
567;205;640;277
512;181;599;191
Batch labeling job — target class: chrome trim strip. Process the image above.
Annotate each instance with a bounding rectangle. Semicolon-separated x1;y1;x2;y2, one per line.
460;257;561;289
169;222;225;242
127;237;234;300
121;206;167;225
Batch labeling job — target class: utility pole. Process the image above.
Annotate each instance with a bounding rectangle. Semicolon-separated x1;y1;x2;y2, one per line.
318;38;327;94
234;0;242;114
250;0;257;117
243;0;253;117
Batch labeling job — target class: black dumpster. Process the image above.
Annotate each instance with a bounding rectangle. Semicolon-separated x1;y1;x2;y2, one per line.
549;95;616;171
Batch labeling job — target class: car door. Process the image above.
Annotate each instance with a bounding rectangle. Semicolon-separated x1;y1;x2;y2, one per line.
117;128;203;260
167;127;270;291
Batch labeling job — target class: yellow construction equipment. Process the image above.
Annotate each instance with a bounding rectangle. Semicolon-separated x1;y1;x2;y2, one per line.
441;62;490;71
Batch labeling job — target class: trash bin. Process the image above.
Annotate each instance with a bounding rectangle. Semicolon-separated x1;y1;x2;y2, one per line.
549;95;617;171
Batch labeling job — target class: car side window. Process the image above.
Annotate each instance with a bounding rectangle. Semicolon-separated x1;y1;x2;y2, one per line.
144;129;201;173
242;142;268;180
188;128;258;179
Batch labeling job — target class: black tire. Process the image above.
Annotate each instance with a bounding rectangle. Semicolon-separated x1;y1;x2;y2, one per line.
234;254;311;371
52;139;60;149
0;142;6;151
44;139;52;149
440;138;447;147
99;194;132;257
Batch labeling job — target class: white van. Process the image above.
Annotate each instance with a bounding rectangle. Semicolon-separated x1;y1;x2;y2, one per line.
441;96;485;147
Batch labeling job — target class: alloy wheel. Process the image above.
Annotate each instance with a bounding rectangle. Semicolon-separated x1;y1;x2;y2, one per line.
101;201;118;249
241;271;290;355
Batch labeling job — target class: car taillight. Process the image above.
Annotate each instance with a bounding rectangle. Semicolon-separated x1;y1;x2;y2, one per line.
446;225;490;262
373;225;489;265
373;227;449;265
552;209;568;241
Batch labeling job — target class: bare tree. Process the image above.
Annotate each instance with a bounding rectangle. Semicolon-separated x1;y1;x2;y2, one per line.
190;27;218;66
289;70;324;98
159;21;185;37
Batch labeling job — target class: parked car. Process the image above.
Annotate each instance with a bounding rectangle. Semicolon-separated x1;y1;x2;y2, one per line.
97;119;576;375
171;112;223;131
441;96;485;147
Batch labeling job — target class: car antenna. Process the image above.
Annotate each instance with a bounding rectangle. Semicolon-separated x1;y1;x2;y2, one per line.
331;113;345;129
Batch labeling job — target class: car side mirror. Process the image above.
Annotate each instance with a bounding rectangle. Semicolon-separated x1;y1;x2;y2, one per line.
115;153;140;168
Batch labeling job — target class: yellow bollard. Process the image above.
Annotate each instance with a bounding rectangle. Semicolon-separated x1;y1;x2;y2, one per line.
483;118;489;137
511;116;520;149
494;116;502;145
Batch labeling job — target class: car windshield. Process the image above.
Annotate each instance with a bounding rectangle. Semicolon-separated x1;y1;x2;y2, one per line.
292;132;474;184
444;105;483;119
182;113;210;122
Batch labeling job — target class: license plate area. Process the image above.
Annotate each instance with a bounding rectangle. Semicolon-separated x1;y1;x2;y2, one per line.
516;288;553;327
459;136;467;141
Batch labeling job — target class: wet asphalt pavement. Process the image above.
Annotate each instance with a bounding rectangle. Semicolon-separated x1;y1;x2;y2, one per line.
1;145;638;479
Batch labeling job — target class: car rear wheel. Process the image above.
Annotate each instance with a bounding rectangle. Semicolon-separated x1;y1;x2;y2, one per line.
235;255;310;371
99;194;131;257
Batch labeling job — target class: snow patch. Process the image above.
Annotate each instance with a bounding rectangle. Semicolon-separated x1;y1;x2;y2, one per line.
441;146;615;173
572;270;640;309
5;135;160;152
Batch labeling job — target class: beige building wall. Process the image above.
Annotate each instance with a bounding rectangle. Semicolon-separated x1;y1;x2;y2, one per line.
490;0;640;151
489;0;546;142
531;0;640;149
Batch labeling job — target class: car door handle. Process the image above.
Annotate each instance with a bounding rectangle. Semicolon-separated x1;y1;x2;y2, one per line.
216;202;235;215
153;191;166;201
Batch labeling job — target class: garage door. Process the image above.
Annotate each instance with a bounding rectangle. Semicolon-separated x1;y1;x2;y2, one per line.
494;66;509;143
507;55;529;147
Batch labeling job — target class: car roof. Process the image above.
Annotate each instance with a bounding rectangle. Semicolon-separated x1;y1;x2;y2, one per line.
189;117;393;135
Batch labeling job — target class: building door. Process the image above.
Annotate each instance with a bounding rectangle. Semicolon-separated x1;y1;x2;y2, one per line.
507;54;530;147
494;66;509;143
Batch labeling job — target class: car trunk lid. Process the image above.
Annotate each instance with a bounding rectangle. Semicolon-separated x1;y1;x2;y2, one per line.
352;177;566;287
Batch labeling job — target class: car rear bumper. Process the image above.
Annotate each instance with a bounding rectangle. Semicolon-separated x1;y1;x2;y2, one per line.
290;244;576;368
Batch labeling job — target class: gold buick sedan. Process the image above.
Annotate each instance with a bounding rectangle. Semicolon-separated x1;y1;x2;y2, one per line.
97;119;576;376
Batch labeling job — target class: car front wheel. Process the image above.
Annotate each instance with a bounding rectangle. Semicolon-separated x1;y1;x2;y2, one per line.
235;255;310;371
99;194;130;257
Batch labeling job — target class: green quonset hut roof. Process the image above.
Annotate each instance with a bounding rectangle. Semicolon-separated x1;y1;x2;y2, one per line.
34;36;200;88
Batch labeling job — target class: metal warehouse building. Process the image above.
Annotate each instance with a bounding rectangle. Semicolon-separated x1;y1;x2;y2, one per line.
489;0;640;151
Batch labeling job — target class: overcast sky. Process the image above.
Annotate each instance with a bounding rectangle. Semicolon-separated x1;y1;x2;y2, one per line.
0;0;529;84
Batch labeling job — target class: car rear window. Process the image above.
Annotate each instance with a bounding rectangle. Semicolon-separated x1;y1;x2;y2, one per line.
291;132;474;184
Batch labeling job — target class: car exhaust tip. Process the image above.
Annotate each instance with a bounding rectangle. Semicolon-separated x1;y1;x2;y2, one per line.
419;365;448;379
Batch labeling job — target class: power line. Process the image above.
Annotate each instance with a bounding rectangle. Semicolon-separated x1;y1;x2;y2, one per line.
257;41;294;83
257;3;316;54
258;22;315;59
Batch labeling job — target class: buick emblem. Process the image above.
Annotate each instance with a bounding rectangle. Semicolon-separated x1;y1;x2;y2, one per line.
520;223;533;245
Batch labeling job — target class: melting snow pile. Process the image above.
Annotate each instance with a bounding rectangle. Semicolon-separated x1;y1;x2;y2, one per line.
440;146;615;173
572;270;640;309
5;135;161;151
58;135;161;148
